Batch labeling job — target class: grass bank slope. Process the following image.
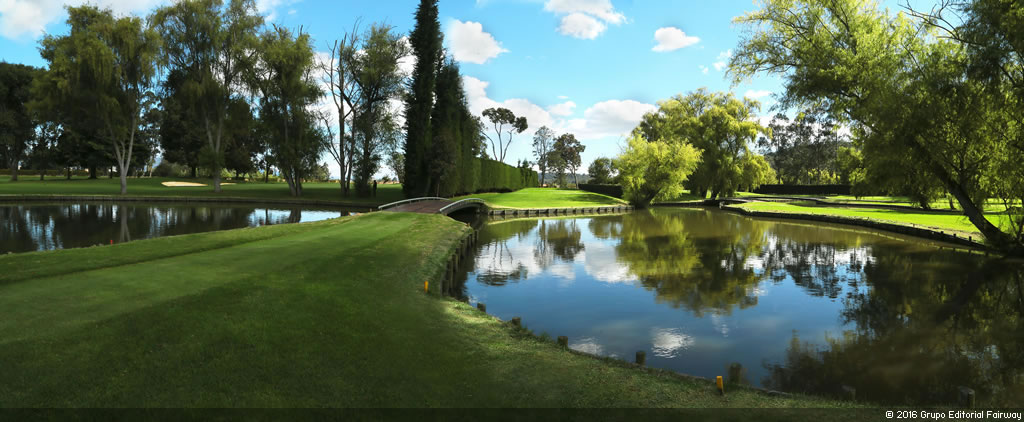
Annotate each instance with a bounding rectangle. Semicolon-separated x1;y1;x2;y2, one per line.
0;176;402;205
735;201;1012;238
0;212;851;408
459;188;626;209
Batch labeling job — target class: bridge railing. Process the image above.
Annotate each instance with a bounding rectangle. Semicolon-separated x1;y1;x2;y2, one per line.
438;198;486;215
377;197;446;211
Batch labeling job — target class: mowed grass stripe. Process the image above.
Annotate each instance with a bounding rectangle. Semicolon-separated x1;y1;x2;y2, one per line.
0;212;856;409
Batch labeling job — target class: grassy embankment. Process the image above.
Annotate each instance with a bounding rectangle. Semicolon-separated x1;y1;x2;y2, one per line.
733;200;1014;238
0;176;403;205
0;212;857;408
457;187;627;209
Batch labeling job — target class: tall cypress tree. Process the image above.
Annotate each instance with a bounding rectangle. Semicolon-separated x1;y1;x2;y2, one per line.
403;0;442;197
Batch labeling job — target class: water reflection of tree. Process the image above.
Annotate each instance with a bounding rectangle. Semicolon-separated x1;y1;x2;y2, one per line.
614;209;767;316
534;219;585;269
764;260;1024;406
1;203;264;253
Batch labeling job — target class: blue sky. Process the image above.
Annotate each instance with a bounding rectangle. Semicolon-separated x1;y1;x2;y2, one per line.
0;0;928;177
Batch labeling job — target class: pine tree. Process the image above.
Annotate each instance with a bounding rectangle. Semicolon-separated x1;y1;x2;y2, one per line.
403;0;442;197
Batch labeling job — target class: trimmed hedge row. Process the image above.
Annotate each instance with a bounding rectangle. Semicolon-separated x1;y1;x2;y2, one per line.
475;159;539;193
753;184;852;195
579;183;623;199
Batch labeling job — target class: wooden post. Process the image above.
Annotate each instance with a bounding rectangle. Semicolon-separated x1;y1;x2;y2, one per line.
557;336;568;348
635;351;646;366
477;303;487;313
511;317;521;328
958;386;975;408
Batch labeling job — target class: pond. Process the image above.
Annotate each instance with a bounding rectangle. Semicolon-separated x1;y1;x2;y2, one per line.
454;208;1024;406
0;201;366;254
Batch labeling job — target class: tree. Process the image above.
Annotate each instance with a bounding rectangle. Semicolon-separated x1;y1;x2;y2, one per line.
0;62;38;181
730;0;1024;253
428;57;463;196
758;111;849;184
403;0;443;197
546;149;567;187
739;153;776;192
615;134;702;207
633;89;765;199
152;0;264;193
482;107;527;164
553;133;585;187
319;22;361;197
344;23;409;197
587;157;615;184
33;5;160;194
532;126;555;186
252;25;324;196
158;69;205;177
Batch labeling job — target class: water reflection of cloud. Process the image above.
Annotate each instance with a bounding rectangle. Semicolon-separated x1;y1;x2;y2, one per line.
570;337;604;355
651;327;694;358
710;314;731;337
581;243;633;283
473;238;543;279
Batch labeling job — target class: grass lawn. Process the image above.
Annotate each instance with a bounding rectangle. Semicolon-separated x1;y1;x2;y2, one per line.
0;176;403;205
0;212;857;408
735;201;1012;238
457;187;626;209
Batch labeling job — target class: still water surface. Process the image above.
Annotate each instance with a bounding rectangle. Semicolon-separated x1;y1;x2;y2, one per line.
0;202;363;253
456;208;1024;406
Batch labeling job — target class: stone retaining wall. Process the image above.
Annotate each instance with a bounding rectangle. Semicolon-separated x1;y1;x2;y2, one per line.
486;205;634;218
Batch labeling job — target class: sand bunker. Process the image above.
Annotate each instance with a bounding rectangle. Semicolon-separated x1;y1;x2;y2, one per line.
161;181;237;187
162;181;206;187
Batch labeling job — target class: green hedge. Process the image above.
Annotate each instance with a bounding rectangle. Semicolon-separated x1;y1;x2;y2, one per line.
579;183;623;198
475;159;538;193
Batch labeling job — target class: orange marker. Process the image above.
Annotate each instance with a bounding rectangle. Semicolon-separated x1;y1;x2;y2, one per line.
716;376;724;395
424;281;429;293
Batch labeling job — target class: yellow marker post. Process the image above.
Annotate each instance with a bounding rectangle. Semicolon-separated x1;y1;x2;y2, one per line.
716;376;724;395
424;281;429;293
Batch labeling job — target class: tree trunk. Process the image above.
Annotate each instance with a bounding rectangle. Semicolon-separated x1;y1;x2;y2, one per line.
66;167;71;180
191;166;197;178
89;166;97;179
40;171;44;181
8;158;18;181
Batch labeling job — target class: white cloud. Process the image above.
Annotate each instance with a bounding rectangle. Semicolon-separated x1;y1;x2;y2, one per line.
547;101;577;117
563;99;656;140
446;19;508;64
713;49;732;71
556;12;605;40
544;0;625;24
744;90;772;99
0;0;165;39
652;27;699;52
463;75;654;166
544;0;625;39
256;0;301;22
558;95;569;100
700;65;709;75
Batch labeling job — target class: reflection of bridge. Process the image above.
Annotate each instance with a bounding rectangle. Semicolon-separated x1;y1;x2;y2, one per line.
378;197;487;215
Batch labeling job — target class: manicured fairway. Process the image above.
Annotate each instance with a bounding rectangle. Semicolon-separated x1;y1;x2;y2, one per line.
0;176;403;205
457;187;626;209
0;212;855;408
735;201;1012;237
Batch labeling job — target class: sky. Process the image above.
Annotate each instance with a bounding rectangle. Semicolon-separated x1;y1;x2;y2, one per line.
0;0;929;179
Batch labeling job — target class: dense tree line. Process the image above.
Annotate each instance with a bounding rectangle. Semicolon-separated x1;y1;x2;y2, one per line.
1;0;538;198
401;0;537;197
